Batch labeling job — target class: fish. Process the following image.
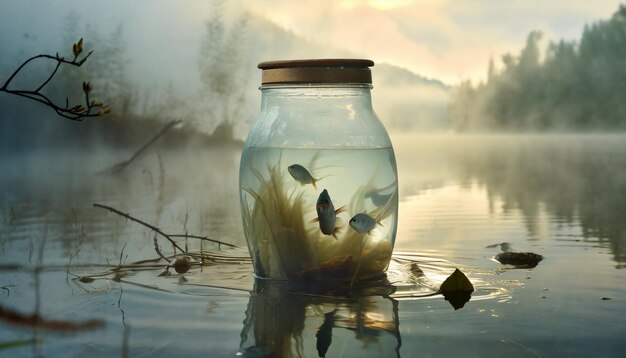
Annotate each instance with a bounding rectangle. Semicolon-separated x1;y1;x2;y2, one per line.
365;181;397;207
312;189;345;239
316;310;336;358
364;191;394;207
348;212;382;233
288;164;319;189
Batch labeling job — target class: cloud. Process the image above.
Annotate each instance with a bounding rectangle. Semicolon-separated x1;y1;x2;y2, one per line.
246;0;623;83
1;0;622;85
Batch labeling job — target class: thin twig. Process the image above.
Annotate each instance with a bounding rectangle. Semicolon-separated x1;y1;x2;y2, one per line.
93;203;185;253
153;233;171;263
1;53;91;90
0;42;108;121
118;242;128;267
169;234;237;249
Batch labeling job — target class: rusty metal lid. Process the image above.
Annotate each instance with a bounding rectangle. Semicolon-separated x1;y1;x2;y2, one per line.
258;59;374;85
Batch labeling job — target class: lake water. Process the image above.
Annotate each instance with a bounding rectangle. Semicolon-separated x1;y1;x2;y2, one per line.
1;134;625;357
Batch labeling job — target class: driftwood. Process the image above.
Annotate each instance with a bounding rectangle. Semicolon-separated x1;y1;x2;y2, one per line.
97;119;182;175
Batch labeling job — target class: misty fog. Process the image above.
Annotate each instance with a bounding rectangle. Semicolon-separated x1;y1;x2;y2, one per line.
0;0;453;154
2;2;626;357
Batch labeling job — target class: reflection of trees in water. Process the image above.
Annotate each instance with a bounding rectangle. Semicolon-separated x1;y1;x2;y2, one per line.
454;137;626;265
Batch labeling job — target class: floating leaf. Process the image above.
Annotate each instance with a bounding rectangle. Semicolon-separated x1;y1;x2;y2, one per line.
409;262;424;278
439;268;474;310
495;252;543;268
78;276;95;283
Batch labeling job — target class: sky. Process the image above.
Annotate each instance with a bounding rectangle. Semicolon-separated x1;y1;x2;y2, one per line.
0;0;623;86
246;0;624;83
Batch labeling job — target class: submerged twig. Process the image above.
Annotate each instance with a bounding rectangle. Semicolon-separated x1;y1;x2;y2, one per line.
97;119;182;175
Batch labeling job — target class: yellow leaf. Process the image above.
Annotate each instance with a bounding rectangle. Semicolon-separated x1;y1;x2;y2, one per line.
98;106;111;116
73;37;83;57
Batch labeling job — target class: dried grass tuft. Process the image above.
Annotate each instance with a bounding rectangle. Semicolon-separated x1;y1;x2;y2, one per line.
242;159;396;281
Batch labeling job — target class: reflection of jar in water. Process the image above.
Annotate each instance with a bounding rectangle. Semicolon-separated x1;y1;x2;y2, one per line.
238;280;401;357
239;59;398;282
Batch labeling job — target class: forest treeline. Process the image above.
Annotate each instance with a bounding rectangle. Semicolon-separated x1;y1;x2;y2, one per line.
449;5;626;131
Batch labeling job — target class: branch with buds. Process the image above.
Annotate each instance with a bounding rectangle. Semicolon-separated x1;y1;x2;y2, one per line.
0;38;110;121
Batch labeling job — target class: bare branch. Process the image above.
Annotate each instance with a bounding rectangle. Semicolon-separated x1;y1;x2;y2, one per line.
93;203;239;258
170;234;237;249
0;38;108;121
153;234;171;263
93;203;186;253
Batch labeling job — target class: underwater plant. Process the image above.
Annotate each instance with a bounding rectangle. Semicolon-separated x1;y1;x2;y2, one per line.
241;155;396;284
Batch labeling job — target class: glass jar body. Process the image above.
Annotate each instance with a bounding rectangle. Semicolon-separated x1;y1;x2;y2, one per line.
239;85;398;281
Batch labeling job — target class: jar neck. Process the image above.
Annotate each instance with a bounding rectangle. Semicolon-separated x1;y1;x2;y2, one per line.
259;84;374;111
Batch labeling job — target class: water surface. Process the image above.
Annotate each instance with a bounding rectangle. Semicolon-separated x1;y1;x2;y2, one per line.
1;134;625;357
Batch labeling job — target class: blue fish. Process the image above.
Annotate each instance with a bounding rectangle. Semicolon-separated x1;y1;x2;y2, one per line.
349;212;382;233
312;189;345;239
288;164;320;189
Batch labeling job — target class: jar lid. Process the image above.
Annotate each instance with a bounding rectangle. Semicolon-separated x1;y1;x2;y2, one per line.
258;59;374;85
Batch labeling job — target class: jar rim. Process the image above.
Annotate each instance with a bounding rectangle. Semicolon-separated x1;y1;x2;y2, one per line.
259;83;373;90
258;59;374;69
258;59;374;85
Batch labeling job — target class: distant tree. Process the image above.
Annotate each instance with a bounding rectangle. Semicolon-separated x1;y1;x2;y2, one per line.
487;57;496;81
197;0;249;133
449;5;626;131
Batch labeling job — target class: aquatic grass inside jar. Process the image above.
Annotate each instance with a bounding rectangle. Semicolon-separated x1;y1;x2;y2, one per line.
239;59;398;286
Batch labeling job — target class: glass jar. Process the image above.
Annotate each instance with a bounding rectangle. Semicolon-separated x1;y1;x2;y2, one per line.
239;59;398;283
